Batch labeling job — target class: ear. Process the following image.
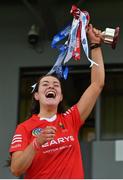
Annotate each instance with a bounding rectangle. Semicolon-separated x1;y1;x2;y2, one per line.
34;92;39;101
60;93;63;102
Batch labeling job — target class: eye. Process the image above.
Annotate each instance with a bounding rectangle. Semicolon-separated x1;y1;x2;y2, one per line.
54;84;59;87
54;83;60;87
42;83;48;86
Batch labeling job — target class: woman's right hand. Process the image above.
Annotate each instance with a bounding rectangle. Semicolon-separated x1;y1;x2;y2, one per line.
87;24;103;44
36;126;57;145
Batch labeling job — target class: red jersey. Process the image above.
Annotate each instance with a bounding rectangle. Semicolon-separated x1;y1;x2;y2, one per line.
9;105;85;179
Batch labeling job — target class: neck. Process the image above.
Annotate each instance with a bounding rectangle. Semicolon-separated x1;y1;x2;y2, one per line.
38;106;57;118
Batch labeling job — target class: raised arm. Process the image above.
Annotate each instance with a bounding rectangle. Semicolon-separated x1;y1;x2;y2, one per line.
77;24;105;121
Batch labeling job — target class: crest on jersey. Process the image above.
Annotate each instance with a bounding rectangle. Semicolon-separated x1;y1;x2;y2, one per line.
58;122;65;129
32;128;42;137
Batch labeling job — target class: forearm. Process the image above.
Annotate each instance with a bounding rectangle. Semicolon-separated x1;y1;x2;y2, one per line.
11;142;37;176
11;126;56;177
91;47;105;89
77;25;105;120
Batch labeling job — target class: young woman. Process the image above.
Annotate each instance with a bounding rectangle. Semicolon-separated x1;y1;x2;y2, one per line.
9;24;105;179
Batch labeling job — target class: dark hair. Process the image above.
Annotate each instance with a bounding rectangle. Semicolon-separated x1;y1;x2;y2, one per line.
28;74;68;117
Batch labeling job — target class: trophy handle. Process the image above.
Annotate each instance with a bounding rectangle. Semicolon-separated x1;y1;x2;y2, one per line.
112;27;120;49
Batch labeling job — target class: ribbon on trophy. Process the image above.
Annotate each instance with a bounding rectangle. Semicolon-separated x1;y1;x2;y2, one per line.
48;5;98;79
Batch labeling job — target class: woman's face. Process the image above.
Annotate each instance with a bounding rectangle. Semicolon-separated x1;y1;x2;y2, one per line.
34;76;63;108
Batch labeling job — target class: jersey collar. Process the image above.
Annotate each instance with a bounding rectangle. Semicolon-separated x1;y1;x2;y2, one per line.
39;114;57;122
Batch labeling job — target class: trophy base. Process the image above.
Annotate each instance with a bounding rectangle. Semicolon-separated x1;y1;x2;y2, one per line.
112;27;120;49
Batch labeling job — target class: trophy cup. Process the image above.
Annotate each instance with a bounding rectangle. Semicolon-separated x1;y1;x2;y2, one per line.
101;27;120;49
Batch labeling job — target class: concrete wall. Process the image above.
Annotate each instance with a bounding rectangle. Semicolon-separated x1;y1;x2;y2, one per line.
0;1;123;178
92;141;123;179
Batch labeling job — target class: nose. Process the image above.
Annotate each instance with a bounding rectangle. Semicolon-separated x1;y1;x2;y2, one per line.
48;83;54;88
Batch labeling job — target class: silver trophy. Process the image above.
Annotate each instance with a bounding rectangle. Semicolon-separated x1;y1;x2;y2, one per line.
101;27;120;49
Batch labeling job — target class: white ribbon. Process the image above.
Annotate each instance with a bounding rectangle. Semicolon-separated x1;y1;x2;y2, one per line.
80;11;98;67
63;19;80;64
31;83;37;93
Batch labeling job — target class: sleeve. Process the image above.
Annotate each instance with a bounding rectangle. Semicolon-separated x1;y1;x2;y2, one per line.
63;104;85;133
9;124;29;153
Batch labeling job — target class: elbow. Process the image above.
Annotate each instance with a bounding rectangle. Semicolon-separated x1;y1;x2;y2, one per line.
98;83;104;93
99;81;105;91
10;165;23;177
100;78;105;90
93;81;105;94
92;75;105;92
97;77;105;92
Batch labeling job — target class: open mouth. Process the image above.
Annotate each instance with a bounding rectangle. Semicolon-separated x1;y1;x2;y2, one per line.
45;91;56;98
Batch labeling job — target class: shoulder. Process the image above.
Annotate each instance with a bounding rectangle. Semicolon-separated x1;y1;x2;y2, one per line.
61;105;78;117
58;104;84;131
59;105;80;121
17;114;38;130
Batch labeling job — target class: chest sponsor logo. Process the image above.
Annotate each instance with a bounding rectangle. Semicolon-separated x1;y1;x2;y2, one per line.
32;128;42;137
42;135;74;148
41;135;75;154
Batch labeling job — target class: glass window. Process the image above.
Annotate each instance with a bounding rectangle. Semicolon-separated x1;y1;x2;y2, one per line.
101;65;123;140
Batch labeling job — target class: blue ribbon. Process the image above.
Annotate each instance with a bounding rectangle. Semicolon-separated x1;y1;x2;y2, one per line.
51;24;71;49
48;24;71;79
